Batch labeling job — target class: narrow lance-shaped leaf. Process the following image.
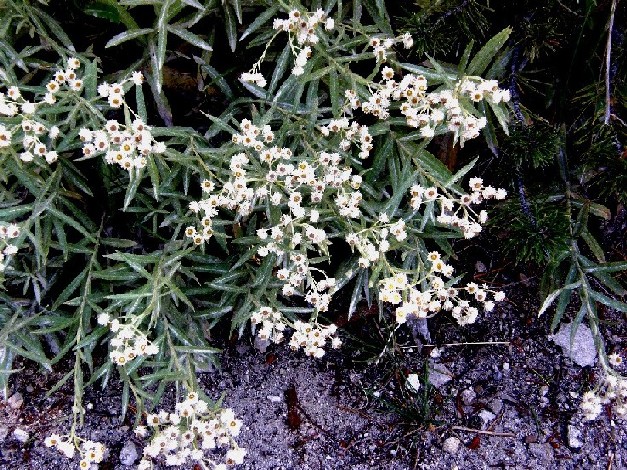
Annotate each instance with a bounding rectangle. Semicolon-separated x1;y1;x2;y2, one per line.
538;281;582;317
167;25;212;51
106;28;153;48
467;27;512;76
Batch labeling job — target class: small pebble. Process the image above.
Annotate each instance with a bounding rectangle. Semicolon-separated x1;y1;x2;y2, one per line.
442;436;461;454
7;392;23;409
567;425;583;449
119;440;138;466
479;409;496;423
489;398;503;414
13;428;29;443
0;425;9;443
461;388;476;405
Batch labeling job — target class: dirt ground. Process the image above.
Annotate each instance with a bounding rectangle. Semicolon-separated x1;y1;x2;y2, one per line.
1;273;626;469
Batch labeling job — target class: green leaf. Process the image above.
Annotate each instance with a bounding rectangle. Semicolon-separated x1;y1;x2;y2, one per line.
230;0;243;24
581;230;605;263
52;266;89;310
101;238;138;248
589;290;627;313
239;4;280;41
84;59;99;100
467;27;512;76
458;40;475;74
123;171;143;210
105;28;153;48
167;25;212;50
47;207;97;243
155;0;171;91
147;157;160;200
348;269;365;318
329;68;340;117
75;326;108;349
202;64;233;99
538;281;581;317
268;43;292;95
445;157;477;188
397;139;451;183
84;0;140;29
551;264;577;332
487;100;510;135
224;4;237;52
135;84;148;122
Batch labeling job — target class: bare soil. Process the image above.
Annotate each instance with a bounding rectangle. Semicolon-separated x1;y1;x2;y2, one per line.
1;273;626;470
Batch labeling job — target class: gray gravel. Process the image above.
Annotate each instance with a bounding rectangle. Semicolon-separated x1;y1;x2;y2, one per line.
1;283;626;469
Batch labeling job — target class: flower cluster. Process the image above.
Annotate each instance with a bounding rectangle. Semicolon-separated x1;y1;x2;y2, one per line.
185;120;362;316
289;320;342;358
97;313;159;365
0;57;82;118
0;223;20;273
44;433;106;468
581;353;627;421
45;57;84;103
250;307;341;357
351;68;510;145
319;117;373;159
425;177;506;239
376;253;505;326
368;32;413;62
0;59;81;163
137;392;246;469
80;117;165;172
251;306;287;344
241;8;334;86
97;71;144;108
272;9;334;76
17;118;60;164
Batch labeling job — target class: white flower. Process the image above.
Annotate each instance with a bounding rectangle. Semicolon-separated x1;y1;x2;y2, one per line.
97;82;109;97
67;57;81;69
131;71;144;86
4;245;18;255
45;151;58;164
21;101;36;114
608;353;623;367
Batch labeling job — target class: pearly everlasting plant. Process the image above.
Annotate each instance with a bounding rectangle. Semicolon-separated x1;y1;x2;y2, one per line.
1;2;522;469
188;5;512;359
136;393;246;469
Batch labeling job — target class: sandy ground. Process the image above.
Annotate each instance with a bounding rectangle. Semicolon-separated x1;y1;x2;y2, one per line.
1;279;626;469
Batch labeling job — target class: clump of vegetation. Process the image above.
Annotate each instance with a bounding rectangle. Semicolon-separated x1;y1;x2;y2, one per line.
0;0;625;467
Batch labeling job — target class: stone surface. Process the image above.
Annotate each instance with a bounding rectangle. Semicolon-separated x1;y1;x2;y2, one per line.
0;425;9;443
568;424;584;449
461;388;476;405
428;361;453;388
489;398;503;414
442;436;461;454
119;440;138;466
528;443;553;461
13;428;29;443
7;392;23;409
550;323;597;367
